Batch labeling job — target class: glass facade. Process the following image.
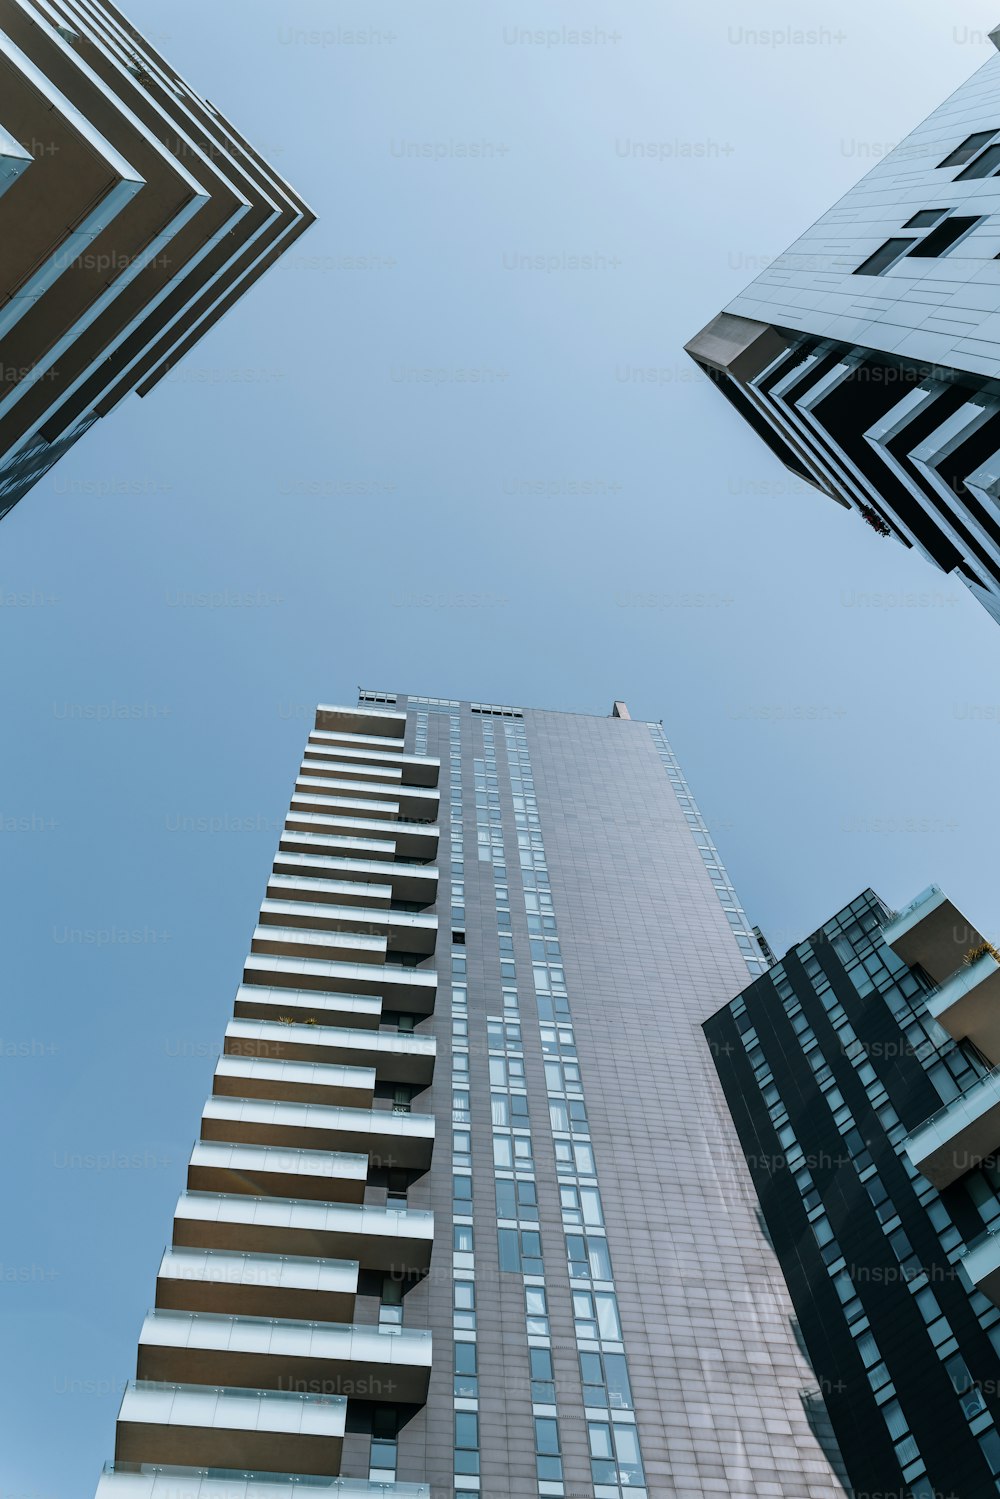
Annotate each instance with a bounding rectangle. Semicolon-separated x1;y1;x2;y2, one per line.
706;889;1000;1498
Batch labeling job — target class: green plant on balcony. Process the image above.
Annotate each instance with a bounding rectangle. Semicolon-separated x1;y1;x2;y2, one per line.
964;941;1000;967
858;504;892;538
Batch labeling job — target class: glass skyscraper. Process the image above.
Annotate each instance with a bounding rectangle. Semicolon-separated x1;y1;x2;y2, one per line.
91;691;849;1498
686;29;1000;627
707;885;1000;1498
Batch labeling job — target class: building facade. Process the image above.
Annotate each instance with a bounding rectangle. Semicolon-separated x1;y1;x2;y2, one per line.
686;27;1000;626
92;691;850;1499
705;885;1000;1499
0;0;314;521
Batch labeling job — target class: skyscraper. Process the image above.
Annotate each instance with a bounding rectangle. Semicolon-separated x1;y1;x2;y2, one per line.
706;885;1000;1499
0;0;314;521
92;691;849;1498
686;29;1000;626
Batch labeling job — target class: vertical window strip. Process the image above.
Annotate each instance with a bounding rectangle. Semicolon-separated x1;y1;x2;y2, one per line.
502;720;644;1499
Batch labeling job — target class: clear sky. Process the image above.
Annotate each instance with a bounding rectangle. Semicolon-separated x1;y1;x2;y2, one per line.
5;1;1000;1492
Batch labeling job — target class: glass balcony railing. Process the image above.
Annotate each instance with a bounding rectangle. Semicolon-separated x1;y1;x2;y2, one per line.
143;1309;431;1343
122;1378;347;1413
913;1065;1000;1137
887;884;943;929
101;1463;430;1495
961;1220;1000;1259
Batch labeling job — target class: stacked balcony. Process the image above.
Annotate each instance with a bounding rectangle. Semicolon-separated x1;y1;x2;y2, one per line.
98;705;439;1494
886;888;1000;1305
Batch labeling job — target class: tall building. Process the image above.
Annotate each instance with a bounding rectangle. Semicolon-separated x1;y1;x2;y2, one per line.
92;691;850;1499
686;28;1000;626
705;885;1000;1499
0;0;314;521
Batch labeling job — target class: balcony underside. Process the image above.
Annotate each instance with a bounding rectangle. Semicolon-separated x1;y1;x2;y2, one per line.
883;885;986;985
114;1382;346;1474
225;1018;436;1087
155;1246;359;1322
136;1311;432;1403
243;954;437;1014
173;1193;434;1274
213;1054;377;1110
927;954;1000;1059
200;1097;435;1171
187;1141;369;1205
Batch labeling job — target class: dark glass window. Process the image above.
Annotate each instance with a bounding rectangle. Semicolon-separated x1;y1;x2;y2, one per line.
907;215;982;258
903;209;949;228
939;131;998;168
853;239;913;276
956;144;1000;180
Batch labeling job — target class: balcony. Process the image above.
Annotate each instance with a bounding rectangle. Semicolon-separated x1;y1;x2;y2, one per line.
303;743;439;788
187;1141;369;1205
232;985;382;1031
277;830;397;863
251;925;388;967
882;885;986;984
905;1067;1000;1187
295;776;439;822
155;1247;359;1322
242;954;437;1014
114;1382;346;1474
258;899;437;956
314;704;407;738
289;792;400;822
265;875;391;911
926;951;1000;1060
962;1225;1000;1305
299;753;402;785
200;1097;435;1171
268;853;438;906
97;1463;430;1498
172;1193;434;1273
225;1019;436;1087
309;730;410;751
283;812;438;861
213;1055;376;1110
136;1311;432;1403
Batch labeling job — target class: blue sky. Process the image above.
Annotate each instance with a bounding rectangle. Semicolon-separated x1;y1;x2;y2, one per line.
5;1;1000;1491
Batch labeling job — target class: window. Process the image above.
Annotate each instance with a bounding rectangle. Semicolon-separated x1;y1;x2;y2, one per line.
555;1139;596;1175
379;1275;403;1328
939;130;998;169
493;1134;513;1169
454;1340;478;1398
567;1233;613;1281
957;144;1000;179
454;1280;476;1330
589;1421;617;1484
853;238;915;277
525;1285;550;1336
907;214;982;257
574;1289;622;1341
453;1224;474;1254
454;1411;480;1476
453;1174;473;1215
530;1347;556;1404
535;1417;563;1482
580;1350;634;1409
496;1178;538;1222
370;1407;398;1480
560;1183;604;1227
903;209;949;229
